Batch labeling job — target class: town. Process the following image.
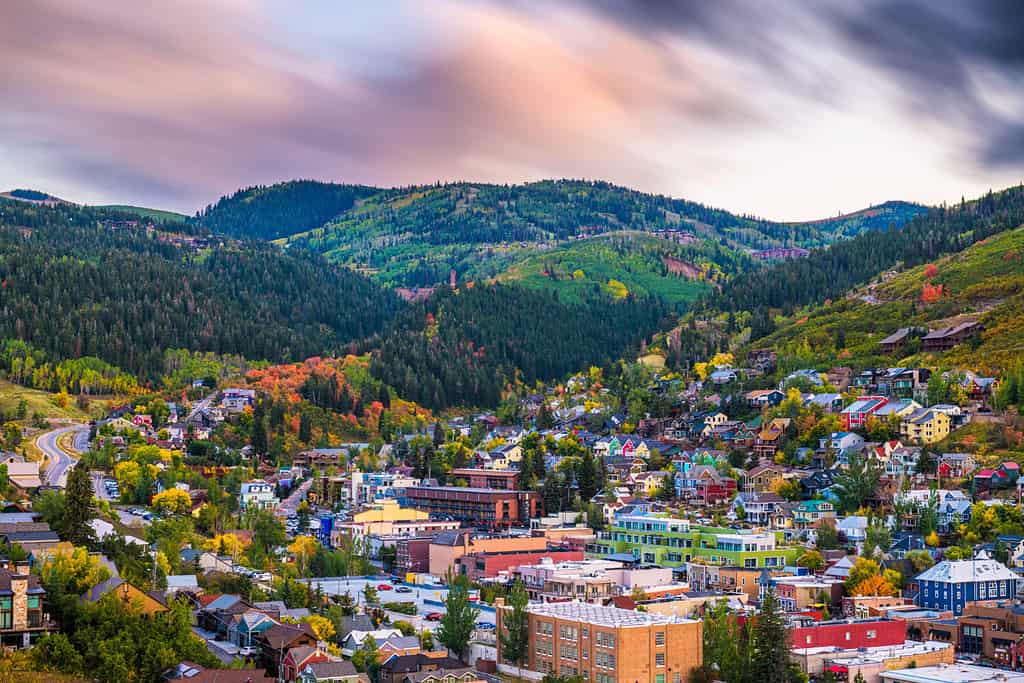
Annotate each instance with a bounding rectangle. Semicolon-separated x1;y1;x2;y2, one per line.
0;340;1021;683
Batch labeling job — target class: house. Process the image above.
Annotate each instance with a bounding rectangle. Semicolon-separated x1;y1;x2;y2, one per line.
282;645;336;683
341;628;402;657
921;321;982;352
743;463;784;493
840;396;889;431
239;480;278;512
745;389;785;408
793;500;835;529
3;462;41;491
299;660;360;683
900;409;951;445
0;562;56;648
937;453;976;480
915;551;1018;615
80;577;167;615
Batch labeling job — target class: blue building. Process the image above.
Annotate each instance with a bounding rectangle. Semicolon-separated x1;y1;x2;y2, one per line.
915;551;1018;615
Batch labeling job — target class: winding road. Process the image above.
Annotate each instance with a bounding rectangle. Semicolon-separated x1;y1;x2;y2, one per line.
39;423;90;487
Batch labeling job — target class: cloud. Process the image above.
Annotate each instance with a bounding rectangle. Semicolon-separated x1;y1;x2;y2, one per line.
0;0;1022;218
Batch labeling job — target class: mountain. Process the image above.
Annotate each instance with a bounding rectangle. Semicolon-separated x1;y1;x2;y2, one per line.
748;223;1024;374
497;230;752;305
367;283;671;409
0;198;403;380
192;180;377;240
96;204;188;224
277;180;926;288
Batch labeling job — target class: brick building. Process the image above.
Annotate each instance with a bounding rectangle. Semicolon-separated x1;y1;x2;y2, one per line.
497;600;702;683
447;469;520;490
404;486;541;530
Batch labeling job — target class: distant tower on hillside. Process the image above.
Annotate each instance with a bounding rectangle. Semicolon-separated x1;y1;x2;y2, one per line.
450;269;456;288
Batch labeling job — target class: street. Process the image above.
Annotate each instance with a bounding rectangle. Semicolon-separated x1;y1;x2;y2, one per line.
39;423;89;487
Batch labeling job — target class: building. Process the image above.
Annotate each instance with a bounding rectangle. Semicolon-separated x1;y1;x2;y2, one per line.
428;532;550;578
447;469;520;490
881;664;1024;683
331;500;458;544
404;486;541;530
900;409;952;445
915;551;1018;615
496;600;702;683
0;562;55;648
921;321;982;352
588;509;796;569
841;396;889;431
239;480;278;511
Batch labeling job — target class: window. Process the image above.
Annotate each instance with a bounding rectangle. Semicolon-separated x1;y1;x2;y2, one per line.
655;631;665;646
0;597;11;629
656;653;666;667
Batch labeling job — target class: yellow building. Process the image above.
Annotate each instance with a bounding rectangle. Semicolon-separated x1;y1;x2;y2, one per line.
900;409;951;445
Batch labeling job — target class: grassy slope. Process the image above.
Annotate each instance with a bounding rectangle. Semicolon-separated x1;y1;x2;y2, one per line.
751;225;1024;373
0;379;90;420
96;204;187;223
497;231;712;305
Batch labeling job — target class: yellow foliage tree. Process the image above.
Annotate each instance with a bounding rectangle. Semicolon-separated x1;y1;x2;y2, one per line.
207;533;249;556
302;614;336;641
152;488;192;515
851;573;897;597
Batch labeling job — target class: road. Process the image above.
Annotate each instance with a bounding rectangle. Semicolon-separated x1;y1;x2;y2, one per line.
39;423;90;487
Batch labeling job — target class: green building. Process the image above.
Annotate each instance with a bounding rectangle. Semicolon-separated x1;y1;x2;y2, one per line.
587;510;799;568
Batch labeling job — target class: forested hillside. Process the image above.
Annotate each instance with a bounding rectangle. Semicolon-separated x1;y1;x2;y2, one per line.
711;185;1024;338
193;180;377;240
367;284;671;409
281;180;923;288
0;199;403;379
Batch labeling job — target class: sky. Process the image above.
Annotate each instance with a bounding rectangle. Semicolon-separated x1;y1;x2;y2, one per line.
2;0;1024;220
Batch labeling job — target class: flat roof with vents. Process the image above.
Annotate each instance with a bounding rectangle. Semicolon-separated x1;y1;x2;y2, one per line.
527;601;696;627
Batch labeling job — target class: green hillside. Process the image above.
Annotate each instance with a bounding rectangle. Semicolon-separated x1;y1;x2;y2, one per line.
97;204;187;224
497;231;749;305
752;224;1024;374
280;180;925;288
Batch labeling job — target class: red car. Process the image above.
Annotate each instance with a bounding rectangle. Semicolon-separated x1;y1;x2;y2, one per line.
376;583;393;591
426;612;442;621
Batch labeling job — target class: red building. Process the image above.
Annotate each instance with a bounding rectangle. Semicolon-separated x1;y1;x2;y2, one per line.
404;486;541;530
456;548;583;581
448;469;520;490
790;617;904;650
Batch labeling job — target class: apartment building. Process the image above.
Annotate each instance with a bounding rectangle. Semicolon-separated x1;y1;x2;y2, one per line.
588;510;796;569
497;600;702;683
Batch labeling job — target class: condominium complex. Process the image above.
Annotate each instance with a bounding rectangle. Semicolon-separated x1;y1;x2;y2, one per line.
496;600;702;683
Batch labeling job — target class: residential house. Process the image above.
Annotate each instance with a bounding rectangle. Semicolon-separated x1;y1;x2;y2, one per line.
239;480;278;512
80;577;167;615
299;661;360;683
841;396;889;431
743;464;784;493
900;409;951;445
793;500;835;529
937;453;976;480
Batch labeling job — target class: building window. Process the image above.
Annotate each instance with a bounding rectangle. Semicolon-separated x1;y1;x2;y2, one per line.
0;597;11;629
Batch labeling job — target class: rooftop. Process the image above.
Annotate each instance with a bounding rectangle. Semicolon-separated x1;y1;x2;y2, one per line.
526;601;695;627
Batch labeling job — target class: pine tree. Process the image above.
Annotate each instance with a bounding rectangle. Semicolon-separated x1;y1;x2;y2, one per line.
60;463;96;547
251;398;268;459
750;587;795;683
